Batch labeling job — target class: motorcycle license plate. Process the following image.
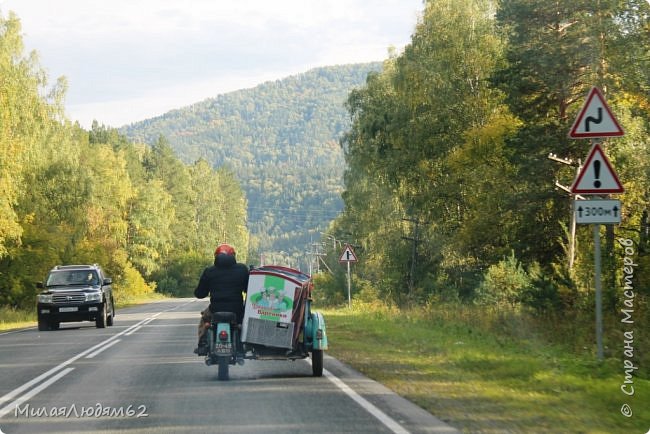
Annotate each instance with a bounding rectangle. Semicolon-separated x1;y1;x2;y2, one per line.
214;343;231;354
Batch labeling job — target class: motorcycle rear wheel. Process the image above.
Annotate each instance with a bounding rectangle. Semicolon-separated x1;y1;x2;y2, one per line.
217;356;229;381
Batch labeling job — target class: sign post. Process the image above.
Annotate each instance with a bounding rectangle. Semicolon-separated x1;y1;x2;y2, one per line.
593;223;603;360
568;86;624;361
339;244;358;308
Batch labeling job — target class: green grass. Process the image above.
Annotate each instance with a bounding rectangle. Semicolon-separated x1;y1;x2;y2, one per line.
0;306;37;331
323;303;650;433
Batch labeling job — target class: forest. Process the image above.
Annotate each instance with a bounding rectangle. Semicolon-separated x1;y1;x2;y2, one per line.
121;63;380;268
0;11;249;307
316;0;650;354
2;0;650;346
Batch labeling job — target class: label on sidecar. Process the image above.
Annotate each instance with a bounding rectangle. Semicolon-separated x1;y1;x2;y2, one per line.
245;274;295;322
241;267;314;347
214;343;231;354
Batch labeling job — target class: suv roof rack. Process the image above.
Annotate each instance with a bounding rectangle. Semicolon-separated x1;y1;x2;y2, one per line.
53;264;98;270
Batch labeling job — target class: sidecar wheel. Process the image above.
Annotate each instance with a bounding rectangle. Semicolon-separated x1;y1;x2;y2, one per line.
311;350;323;377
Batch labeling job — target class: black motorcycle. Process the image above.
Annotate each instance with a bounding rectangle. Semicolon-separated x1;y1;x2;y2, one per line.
204;312;242;381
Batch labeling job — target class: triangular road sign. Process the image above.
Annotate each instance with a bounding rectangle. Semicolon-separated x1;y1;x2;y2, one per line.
571;143;624;194
339;244;358;263
568;87;624;138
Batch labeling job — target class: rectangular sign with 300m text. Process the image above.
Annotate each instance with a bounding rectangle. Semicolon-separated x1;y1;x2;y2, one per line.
574;199;622;224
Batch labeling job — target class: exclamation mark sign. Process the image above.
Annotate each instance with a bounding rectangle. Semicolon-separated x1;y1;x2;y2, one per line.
593;160;601;188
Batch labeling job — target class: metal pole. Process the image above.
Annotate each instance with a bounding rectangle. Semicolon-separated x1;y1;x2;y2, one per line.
346;261;351;308
594;223;604;361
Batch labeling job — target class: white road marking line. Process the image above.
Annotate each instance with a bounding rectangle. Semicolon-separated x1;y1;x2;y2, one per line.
128;323;197;327
0;318;145;411
324;369;411;434
0;299;197;419
0;368;75;418
305;359;410;434
124;316;157;335
85;339;121;359
125;326;143;336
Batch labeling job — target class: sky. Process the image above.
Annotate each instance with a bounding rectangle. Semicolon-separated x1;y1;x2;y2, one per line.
0;0;424;128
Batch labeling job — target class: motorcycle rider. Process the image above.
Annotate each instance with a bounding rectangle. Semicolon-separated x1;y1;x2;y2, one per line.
194;243;250;355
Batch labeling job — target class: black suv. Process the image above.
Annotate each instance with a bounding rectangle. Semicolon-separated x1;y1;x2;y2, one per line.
37;264;115;331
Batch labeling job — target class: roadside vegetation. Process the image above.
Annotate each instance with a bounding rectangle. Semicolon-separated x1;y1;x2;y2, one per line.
321;0;650;327
315;3;650;432
0;306;36;331
0;11;249;314
323;301;649;433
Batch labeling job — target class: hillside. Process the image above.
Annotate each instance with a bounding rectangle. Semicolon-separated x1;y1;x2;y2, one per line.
121;63;381;267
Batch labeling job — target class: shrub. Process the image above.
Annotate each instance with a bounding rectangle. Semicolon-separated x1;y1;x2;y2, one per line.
152;251;206;297
312;272;346;306
112;262;155;305
352;277;382;305
521;261;577;313
475;252;531;307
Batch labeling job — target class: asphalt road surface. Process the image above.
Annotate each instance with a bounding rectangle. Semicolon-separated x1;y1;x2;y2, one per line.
0;298;458;433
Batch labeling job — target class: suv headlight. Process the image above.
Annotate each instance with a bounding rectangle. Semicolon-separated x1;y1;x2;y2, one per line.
85;292;102;303
38;294;53;303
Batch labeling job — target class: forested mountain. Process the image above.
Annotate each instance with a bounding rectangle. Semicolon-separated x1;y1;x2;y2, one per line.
121;63;381;268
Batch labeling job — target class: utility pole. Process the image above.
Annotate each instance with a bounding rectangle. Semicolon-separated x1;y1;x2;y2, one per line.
548;153;584;270
308;241;327;274
321;232;344;251
402;217;425;296
319;232;347;275
318;253;333;274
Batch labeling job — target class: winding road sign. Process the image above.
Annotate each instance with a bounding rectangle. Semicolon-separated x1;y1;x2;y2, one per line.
568;87;624;139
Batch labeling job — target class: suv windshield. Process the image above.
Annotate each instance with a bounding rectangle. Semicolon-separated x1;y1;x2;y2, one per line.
46;270;99;286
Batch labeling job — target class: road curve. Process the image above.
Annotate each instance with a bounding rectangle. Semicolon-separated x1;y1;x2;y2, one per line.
0;298;458;433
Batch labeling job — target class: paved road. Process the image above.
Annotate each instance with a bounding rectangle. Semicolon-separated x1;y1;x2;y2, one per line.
0;298;458;433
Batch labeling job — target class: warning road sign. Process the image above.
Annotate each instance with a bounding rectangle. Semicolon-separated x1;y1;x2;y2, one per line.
568;87;624;139
571;143;624;194
339;244;358;263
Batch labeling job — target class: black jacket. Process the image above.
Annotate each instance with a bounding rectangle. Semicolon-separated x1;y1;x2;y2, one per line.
194;254;250;322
